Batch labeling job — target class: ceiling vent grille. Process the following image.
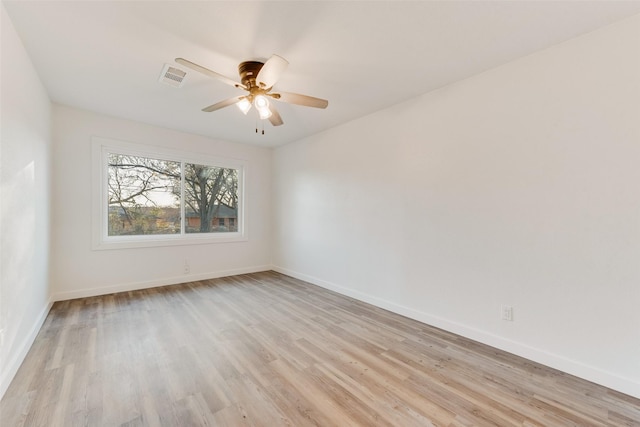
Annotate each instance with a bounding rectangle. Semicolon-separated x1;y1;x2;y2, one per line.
159;64;186;87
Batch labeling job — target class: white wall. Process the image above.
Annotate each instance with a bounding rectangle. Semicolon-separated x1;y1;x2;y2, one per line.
50;105;272;300
272;15;640;398
0;3;52;398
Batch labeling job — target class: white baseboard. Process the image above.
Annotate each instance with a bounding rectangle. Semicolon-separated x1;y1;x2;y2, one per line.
51;265;271;302
271;265;640;399
0;300;53;401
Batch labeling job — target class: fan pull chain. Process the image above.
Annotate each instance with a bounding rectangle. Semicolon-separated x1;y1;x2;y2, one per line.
254;118;266;135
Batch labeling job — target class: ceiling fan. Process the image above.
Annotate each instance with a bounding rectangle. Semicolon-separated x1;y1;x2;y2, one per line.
175;55;328;127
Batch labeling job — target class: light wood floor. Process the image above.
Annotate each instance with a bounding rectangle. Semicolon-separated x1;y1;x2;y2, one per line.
1;271;638;426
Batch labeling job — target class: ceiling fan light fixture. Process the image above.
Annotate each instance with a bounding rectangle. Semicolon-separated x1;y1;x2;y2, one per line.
254;95;272;119
236;98;252;114
258;106;272;120
254;95;269;109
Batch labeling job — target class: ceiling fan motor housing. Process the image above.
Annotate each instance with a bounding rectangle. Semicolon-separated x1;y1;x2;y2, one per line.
238;61;264;88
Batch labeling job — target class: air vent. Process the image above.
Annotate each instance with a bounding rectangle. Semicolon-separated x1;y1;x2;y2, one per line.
159;64;186;87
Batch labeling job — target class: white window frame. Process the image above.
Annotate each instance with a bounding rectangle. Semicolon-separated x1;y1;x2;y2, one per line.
92;137;247;250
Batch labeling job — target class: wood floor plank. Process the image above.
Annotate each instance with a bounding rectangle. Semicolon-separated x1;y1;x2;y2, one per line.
1;271;639;426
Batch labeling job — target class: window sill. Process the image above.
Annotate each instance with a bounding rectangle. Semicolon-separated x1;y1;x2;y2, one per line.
92;232;248;250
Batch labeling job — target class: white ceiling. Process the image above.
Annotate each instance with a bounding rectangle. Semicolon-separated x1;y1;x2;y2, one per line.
4;1;640;148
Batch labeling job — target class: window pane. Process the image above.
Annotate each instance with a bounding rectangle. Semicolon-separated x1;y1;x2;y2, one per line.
184;164;238;233
108;153;180;236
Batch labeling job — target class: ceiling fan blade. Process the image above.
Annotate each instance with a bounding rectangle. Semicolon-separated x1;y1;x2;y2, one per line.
175;58;245;89
256;54;289;89
268;104;284;126
202;96;244;112
276;91;328;109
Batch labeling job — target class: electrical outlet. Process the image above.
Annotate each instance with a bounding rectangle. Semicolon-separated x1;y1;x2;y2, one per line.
183;260;190;275
501;305;514;321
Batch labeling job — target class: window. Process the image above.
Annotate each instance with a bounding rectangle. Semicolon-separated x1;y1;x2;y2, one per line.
108;153;181;236
182;163;238;235
93;137;246;249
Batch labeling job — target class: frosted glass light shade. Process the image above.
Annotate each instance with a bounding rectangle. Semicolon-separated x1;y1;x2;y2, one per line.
258;106;272;119
255;95;272;119
236;98;252;114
